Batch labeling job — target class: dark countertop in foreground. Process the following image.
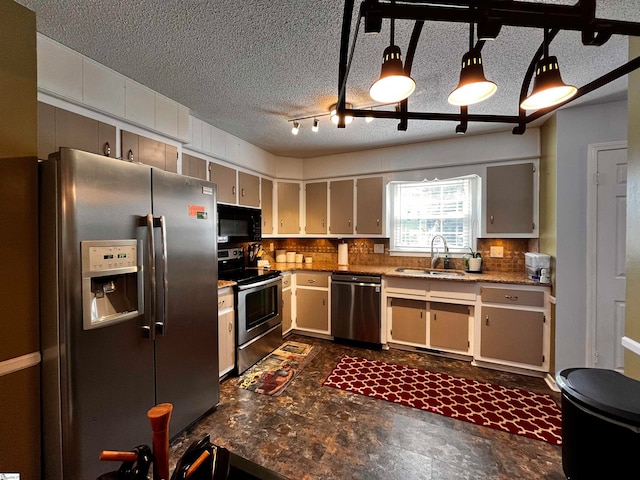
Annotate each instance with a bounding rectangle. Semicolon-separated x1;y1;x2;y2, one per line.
216;262;549;288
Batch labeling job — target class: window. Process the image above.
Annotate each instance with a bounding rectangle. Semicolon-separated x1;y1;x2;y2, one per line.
389;176;479;254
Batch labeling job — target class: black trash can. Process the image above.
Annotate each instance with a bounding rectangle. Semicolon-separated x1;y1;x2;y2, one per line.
557;368;640;479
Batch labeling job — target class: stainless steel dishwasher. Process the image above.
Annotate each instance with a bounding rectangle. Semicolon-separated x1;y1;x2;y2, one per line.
331;273;382;344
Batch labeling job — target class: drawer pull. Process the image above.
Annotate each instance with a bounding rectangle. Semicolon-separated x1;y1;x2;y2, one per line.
307;279;316;284
218;299;225;307
228;322;233;333
103;142;111;157
504;295;519;301
485;315;489;326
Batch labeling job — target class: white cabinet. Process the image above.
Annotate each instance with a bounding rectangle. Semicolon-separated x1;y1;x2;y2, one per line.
281;273;293;335
218;286;235;377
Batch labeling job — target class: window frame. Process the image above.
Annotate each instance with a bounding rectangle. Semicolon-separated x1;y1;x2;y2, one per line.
388;175;481;256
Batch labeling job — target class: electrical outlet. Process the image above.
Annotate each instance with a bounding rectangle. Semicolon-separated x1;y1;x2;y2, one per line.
374;243;384;254
490;246;504;258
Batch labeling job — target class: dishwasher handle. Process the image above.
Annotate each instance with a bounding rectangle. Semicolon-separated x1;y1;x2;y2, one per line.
331;279;380;288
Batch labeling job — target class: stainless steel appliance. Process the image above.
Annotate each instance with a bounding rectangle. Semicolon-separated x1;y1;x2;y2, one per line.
217;204;262;243
218;248;282;373
331;273;382;344
40;148;219;480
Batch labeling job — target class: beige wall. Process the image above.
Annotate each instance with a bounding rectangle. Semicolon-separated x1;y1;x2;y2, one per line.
625;37;640;378
0;1;41;478
539;115;557;374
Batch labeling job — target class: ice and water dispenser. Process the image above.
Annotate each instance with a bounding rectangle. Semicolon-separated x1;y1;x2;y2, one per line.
81;240;144;330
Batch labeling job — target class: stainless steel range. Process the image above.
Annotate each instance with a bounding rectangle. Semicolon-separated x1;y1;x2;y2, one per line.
218;247;282;374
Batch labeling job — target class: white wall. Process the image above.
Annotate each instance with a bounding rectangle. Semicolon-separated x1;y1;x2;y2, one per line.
555;100;628;374
302;129;540;179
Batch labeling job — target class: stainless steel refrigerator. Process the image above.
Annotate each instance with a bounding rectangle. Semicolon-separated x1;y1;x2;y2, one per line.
40;148;219;480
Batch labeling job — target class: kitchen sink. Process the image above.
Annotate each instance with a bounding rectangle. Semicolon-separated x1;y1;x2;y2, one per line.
394;267;466;278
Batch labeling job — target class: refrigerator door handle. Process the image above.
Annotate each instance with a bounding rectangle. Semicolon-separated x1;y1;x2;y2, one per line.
155;215;169;335
144;213;156;340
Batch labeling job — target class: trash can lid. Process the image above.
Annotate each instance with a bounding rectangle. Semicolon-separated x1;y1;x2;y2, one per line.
557;368;640;426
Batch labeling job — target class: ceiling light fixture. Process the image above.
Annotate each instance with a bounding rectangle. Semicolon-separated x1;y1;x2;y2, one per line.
336;0;640;136
369;5;416;103
448;22;497;106
520;29;577;110
291;121;300;135
312;118;319;132
330;102;354;125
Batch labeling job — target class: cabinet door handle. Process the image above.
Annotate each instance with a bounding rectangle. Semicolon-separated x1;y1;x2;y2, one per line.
241;188;245;197
232;186;236;196
103;142;111;157
228;322;233;333
218;299;224;307
490;215;495;224
485;315;490;326
127;149;134;161
377;218;380;226
322;220;325;228
348;219;351;227
280;220;283;227
504;295;519;301
322;298;325;306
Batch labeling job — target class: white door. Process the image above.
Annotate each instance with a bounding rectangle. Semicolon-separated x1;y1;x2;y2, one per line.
592;145;627;370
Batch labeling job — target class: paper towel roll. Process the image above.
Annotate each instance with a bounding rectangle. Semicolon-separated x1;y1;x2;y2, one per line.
338;243;348;265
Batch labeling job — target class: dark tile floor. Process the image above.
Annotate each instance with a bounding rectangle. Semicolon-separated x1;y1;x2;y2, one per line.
170;335;565;479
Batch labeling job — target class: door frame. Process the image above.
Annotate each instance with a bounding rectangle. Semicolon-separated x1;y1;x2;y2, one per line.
585;140;627;367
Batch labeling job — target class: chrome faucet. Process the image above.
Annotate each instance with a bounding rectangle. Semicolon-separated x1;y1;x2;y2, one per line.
430;235;449;269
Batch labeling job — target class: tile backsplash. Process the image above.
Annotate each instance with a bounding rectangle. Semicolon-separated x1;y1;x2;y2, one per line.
261;237;540;273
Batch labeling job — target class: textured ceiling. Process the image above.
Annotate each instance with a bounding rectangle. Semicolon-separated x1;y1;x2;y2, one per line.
16;0;640;158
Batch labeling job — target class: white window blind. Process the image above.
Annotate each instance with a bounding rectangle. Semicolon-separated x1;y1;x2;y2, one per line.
389;176;478;254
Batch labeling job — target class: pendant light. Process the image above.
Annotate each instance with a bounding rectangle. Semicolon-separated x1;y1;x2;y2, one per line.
521;29;577;110
369;13;415;103
448;23;497;106
312;118;319;132
291;121;300;135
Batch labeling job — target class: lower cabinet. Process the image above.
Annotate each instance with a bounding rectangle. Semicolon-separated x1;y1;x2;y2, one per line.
282;273;292;334
218;287;235;377
389;298;426;346
430;302;470;353
294;272;330;334
480;306;545;367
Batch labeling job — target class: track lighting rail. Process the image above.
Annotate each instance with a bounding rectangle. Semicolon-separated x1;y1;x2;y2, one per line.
335;0;640;135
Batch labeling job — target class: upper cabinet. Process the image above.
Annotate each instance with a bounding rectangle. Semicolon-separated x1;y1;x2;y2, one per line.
277;181;301;235
482;162;538;238
38;102;116;160
356;176;383;235
182;153;207;180
329;179;354;235
121;130;177;173
209;162;237;204
261;178;274;234
305;181;328;235
238;171;260;207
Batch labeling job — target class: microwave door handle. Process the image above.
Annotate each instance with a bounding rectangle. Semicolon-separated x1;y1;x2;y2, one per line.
155;215;168;335
144;213;156;340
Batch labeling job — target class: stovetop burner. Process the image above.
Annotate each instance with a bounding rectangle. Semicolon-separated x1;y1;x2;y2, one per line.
218;247;280;286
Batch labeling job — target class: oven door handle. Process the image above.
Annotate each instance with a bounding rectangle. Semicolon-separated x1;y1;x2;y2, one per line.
236;276;281;291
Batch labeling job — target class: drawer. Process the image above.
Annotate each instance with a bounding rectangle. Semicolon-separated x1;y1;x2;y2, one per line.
281;274;292;289
481;287;544;307
296;272;329;288
384;277;429;297
429;281;478;302
217;291;234;310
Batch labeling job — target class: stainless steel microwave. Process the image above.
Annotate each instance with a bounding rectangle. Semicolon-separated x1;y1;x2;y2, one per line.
217;204;262;243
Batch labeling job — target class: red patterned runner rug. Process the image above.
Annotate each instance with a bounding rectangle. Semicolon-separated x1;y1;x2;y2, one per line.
323;355;562;445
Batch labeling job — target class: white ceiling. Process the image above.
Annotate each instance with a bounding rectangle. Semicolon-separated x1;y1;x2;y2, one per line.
16;0;640;158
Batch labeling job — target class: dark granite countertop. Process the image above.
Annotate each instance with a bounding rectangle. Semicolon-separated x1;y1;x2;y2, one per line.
267;261;549;286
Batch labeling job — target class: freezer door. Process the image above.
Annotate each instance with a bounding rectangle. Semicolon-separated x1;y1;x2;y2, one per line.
151;169;219;436
40;149;156;480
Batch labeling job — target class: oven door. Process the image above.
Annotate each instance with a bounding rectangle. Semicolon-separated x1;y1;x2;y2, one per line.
236;276;282;346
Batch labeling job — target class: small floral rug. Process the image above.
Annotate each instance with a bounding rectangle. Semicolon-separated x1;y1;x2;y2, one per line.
237;341;318;396
323;355;562;445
